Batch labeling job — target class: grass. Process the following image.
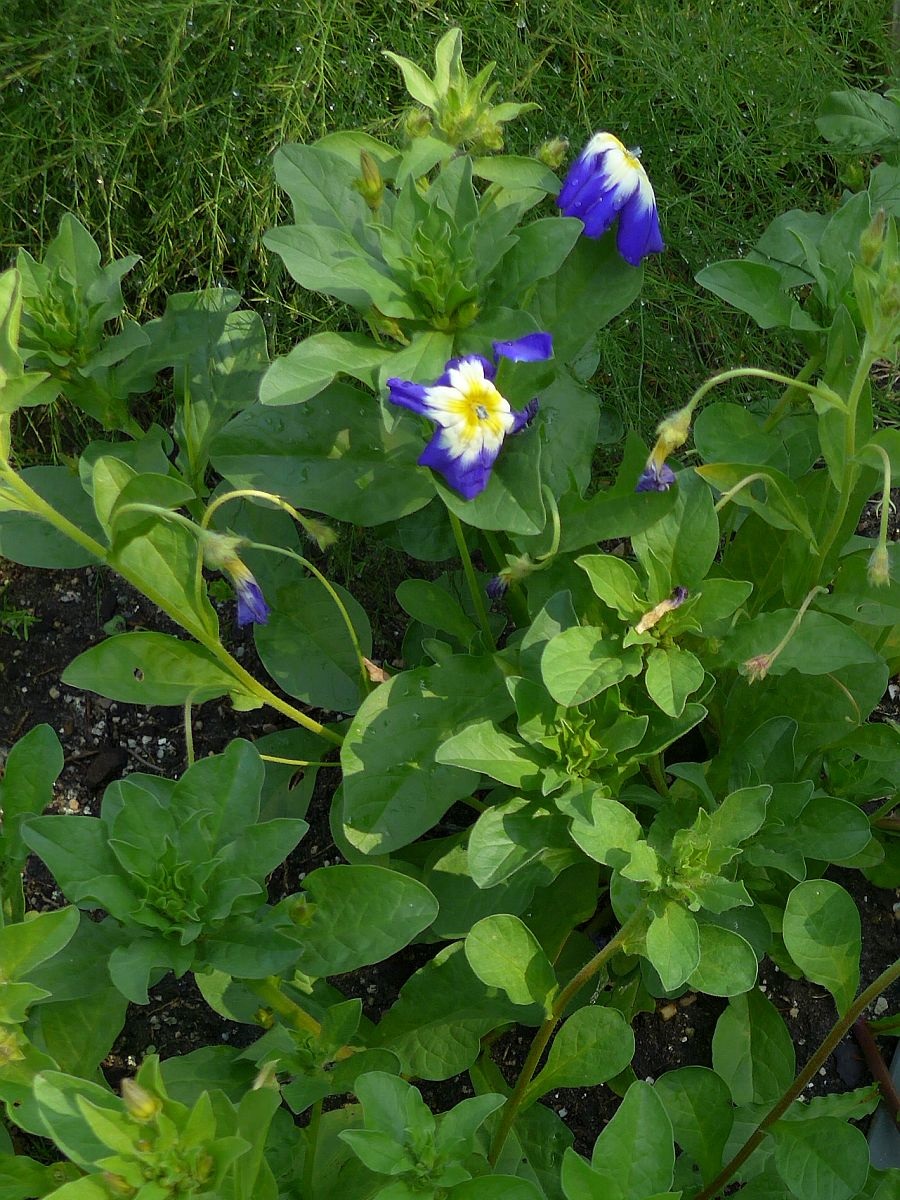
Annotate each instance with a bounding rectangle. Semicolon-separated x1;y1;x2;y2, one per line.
0;0;894;440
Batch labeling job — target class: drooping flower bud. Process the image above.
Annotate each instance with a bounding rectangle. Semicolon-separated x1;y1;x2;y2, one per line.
859;209;887;267
867;543;891;588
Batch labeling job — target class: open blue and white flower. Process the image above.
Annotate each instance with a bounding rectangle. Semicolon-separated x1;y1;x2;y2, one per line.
388;333;551;499
557;132;664;266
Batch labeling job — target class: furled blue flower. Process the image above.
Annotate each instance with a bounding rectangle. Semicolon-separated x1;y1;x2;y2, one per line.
387;333;552;499
635;459;676;493
557;132;664;266
199;530;271;627
231;561;271;627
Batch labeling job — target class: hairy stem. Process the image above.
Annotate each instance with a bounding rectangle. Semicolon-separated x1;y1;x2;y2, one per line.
694;956;900;1200
488;906;648;1165
448;509;494;646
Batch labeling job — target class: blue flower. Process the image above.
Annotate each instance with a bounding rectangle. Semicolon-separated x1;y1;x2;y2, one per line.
232;564;271;627
635;459;676;493
387;333;551;499
557;132;664;266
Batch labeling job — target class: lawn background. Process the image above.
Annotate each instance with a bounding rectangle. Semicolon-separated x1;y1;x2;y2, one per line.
0;0;895;446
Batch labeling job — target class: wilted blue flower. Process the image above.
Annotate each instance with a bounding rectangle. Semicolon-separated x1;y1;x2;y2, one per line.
486;574;509;600
557;132;664;266
199;530;271;627
231;562;271;627
635;459;676;493
387;333;551;499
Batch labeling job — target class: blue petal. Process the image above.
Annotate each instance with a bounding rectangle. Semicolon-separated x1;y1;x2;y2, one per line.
635;461;676;493
617;194;665;266
557;148;607;210
493;333;553;363
387;377;434;417
437;354;496;386
419;431;499;499
235;578;270;626
510;398;539;434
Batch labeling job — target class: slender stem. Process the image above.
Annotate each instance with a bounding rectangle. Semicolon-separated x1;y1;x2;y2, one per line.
853;1018;900;1122
812;345;877;583
258;754;339;768
645;753;670;798
302;1098;324;1199
201;486;332;547
447;509;494;646
762;354;824;431
694;956;900;1200
247;976;323;1039
686;367;833;415
183;699;195;768
488;907;648;1165
713;472;770;514
869;794;898;824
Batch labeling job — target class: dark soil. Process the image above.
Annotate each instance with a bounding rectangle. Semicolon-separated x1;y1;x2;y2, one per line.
1;555;898;1163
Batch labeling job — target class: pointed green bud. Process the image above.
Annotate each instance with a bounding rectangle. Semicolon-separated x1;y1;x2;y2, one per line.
859;209;887;267
354;151;384;212
403;108;433;139
537;136;569;169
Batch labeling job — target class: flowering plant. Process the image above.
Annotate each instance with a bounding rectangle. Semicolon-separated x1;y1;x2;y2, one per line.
0;37;898;1200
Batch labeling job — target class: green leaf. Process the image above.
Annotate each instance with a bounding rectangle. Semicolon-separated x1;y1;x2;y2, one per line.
645;903;700;991
771;1115;869;1200
688;925;758;996
450;1177;545;1200
490;218;582;306
577;554;646;621
62;632;248;707
721;610;881;675
383;50;439;106
782;881;860;1016
655;1066;733;1185
291;865;438;977
696;462;817;542
540;627;643;707
437;416;545;535
0;724;63;855
557;488;676;554
341;654;512;854
376;943;527;1079
465;914;557;1012
816;87;900;153
564;793;643;865
0;466;104;567
526;1006;634;1102
530;233;644;362
437;720;547;790
255;577;372;714
632;468;719;595
712;989;795;1105
260;333;394;406
0;908;78;982
588;1079;675;1199
467;796;578;889
694;260;817;330
211;382;433;526
396;579;478;645
644;646;705;717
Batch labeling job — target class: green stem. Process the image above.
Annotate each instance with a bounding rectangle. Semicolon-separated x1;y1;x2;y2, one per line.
762;354;823;431
448;509;494;646
686;366;833;415
869;794;898;824
488;906;648;1165
183;698;195;768
258;754;339;768
713;472;770;514
303;1098;323;1199
694;956;900;1200
645;753;670;798
1;467;342;745
812;344;877;584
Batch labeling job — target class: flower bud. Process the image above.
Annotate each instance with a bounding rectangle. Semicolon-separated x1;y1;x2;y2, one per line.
403;108;433;139
354;151;384;212
0;1027;25;1065
859;209;887;267
472;119;504;152
740;653;773;684
121;1079;162;1123
102;1174;137;1197
867;543;891;588
654;402;694;458
537;136;569;170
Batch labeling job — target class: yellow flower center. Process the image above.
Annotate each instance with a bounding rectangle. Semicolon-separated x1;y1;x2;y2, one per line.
445;378;510;443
